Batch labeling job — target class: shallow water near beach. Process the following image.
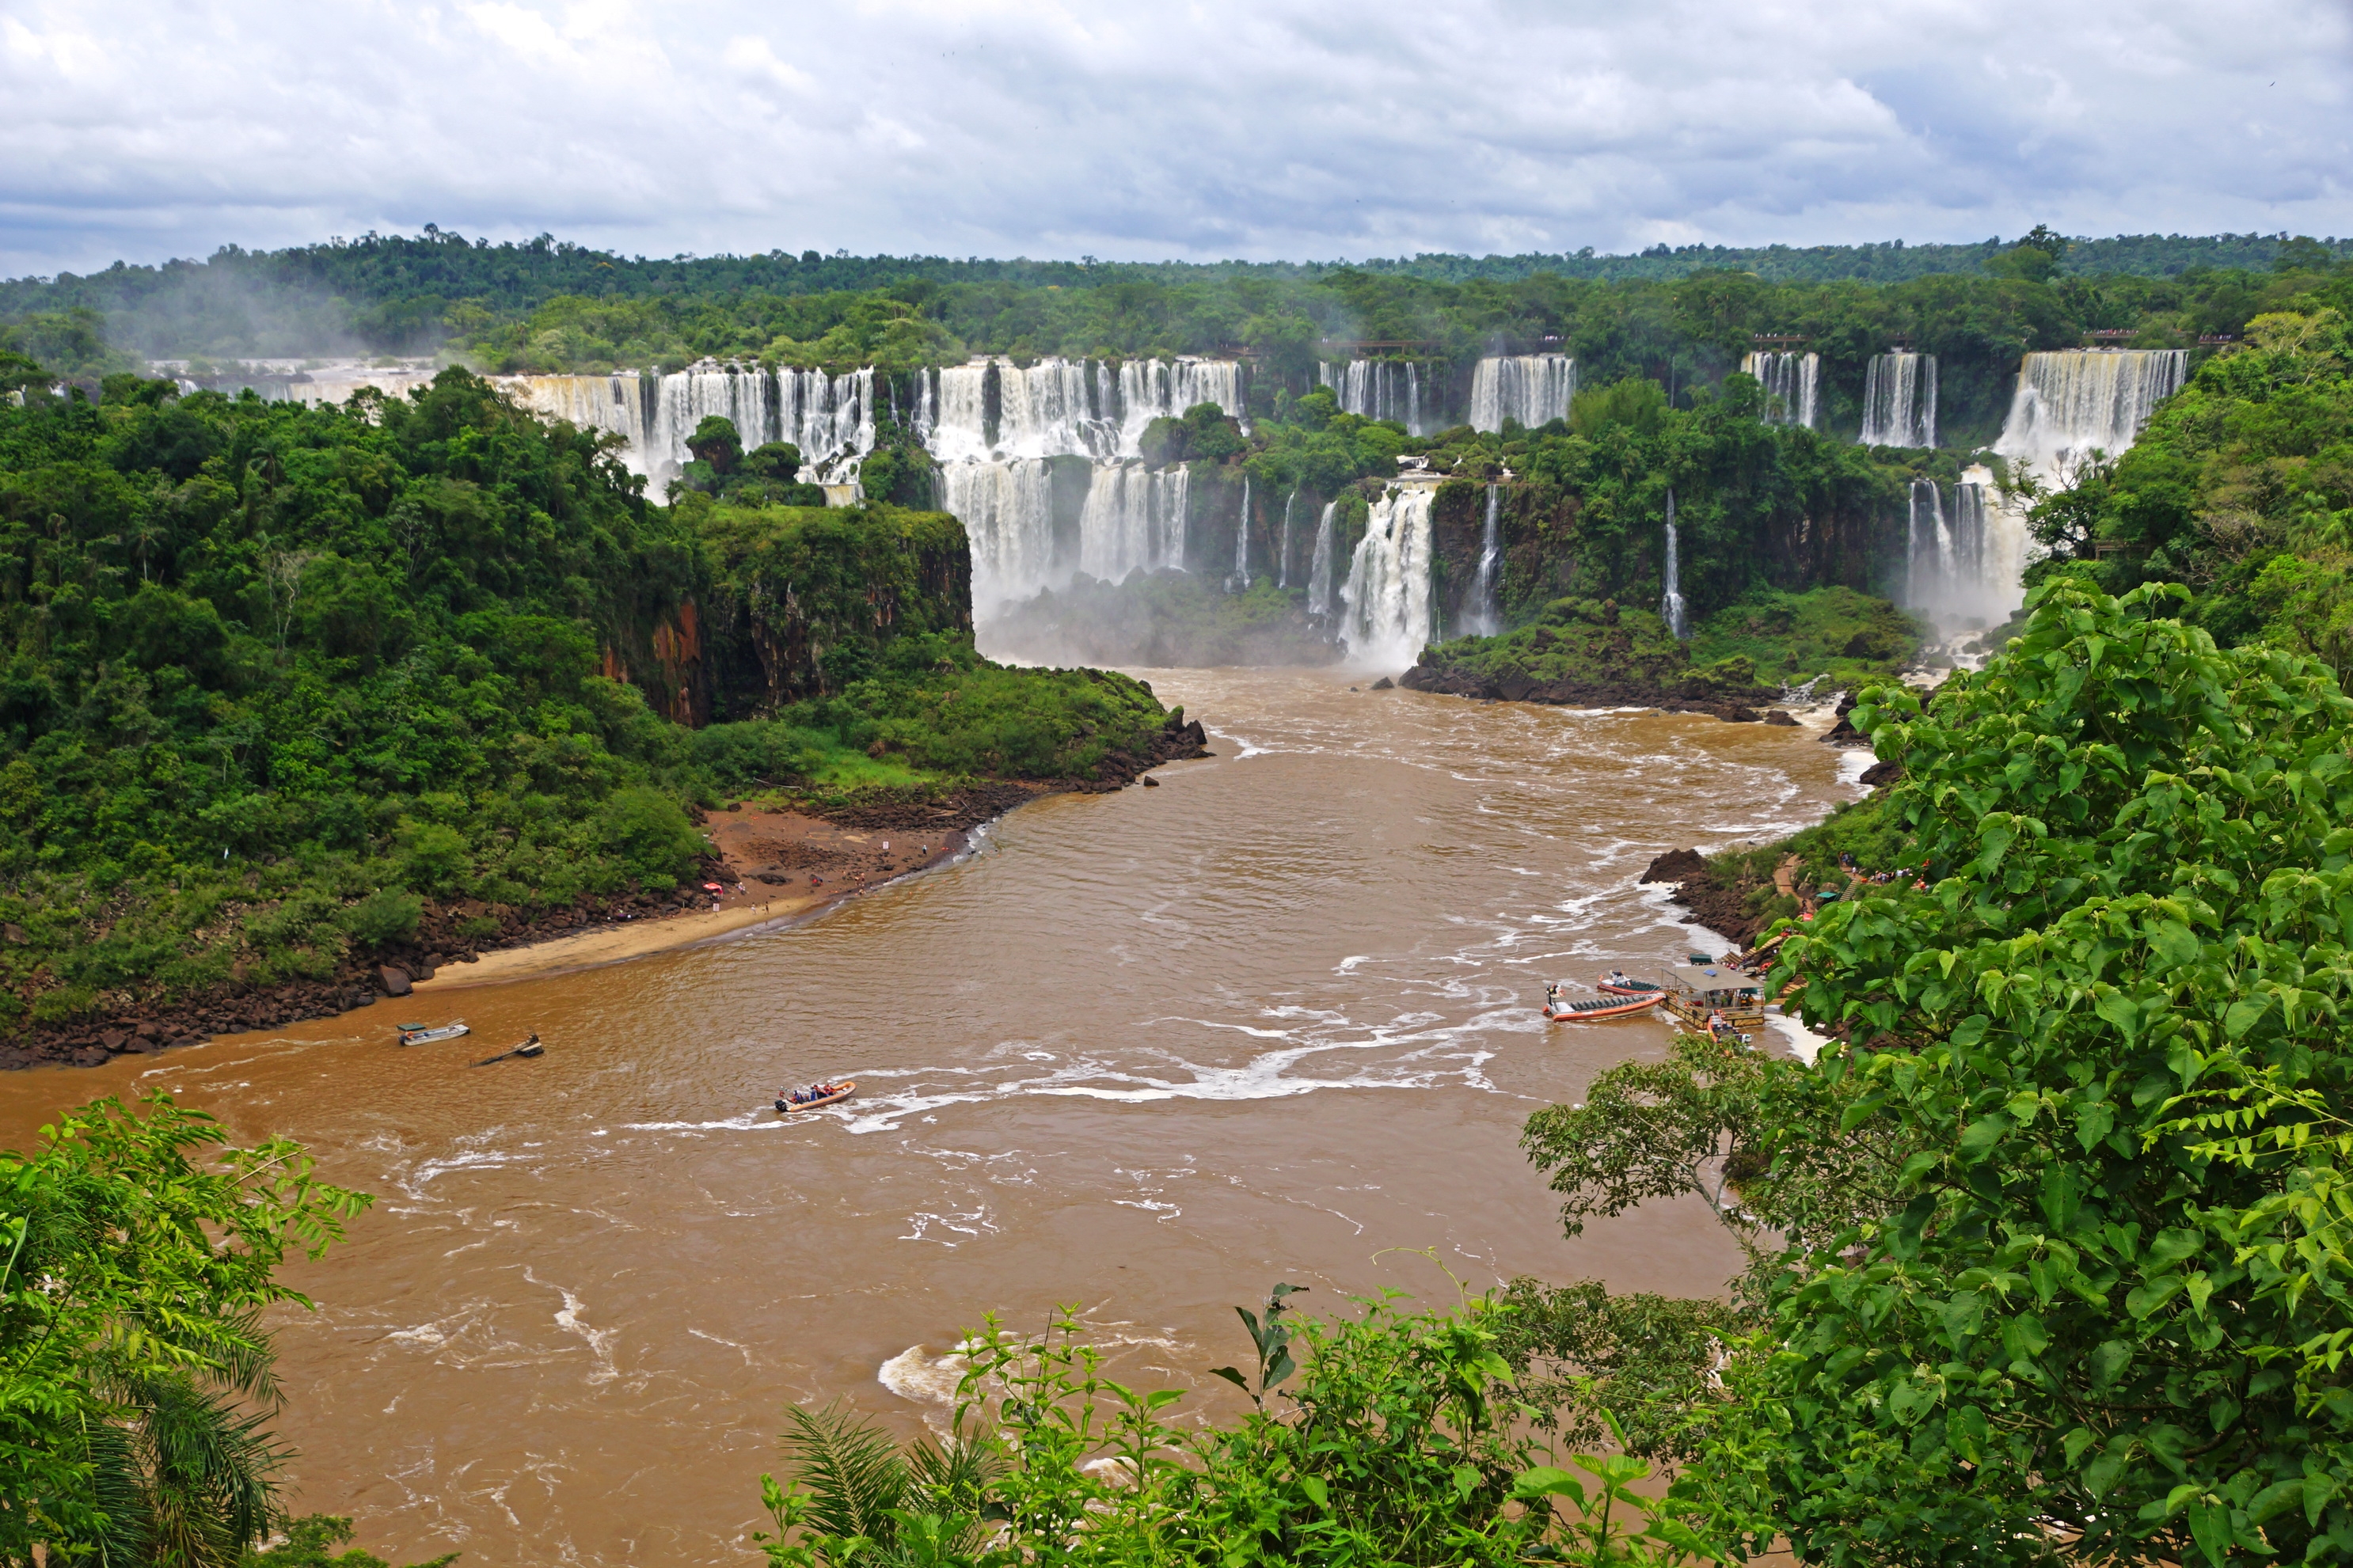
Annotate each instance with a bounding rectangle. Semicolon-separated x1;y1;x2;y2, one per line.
0;669;1858;1566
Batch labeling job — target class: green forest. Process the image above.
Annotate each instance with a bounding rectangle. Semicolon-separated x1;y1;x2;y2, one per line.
0;368;1174;1049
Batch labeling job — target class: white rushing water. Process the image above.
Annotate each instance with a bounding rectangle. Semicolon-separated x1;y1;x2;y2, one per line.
1860;353;1937;448
1078;462;1191;585
1740;351;1819;429
1277;491;1296;590
1320;360;1427;435
1465;483;1503;636
1338;484;1438;667
1469;355;1576;432
1231;475;1252;590
1903;466;2031;632
1306;500;1338;618
1994;349;2188;474
1661;490;1687;640
935;458;1059;615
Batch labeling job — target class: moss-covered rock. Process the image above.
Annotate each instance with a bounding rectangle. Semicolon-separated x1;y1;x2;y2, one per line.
692;499;972;716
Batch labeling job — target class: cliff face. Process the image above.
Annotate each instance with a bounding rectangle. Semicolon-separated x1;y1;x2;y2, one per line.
1422;469;1904;636
687;500;974;719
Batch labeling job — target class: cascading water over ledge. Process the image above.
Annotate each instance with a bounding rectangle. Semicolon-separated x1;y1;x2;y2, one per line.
1321;361;1427;435
1994;349;2188;474
1741;351;1819;429
1469;355;1576;432
1339;484;1439;667
1860;354;1937;448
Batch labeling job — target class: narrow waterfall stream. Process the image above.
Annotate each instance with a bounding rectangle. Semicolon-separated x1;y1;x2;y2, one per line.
1661;489;1687;640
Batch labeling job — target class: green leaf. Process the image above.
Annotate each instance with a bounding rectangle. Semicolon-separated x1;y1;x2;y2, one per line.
2226;996;2271;1039
1957;1113;2010;1161
2189;1502;2230;1567
2085;1438;2134;1498
2127;1274;2186;1319
1298;1474;1329;1510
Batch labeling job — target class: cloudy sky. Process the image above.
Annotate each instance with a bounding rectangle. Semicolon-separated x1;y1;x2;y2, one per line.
2;0;2348;276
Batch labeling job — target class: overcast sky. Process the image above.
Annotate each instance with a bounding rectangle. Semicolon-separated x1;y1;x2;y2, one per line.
2;0;2348;277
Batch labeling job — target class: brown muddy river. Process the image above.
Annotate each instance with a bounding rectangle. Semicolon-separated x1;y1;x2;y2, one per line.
0;669;1861;1566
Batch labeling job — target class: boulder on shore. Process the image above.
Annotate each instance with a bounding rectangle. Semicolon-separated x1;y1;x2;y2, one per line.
1640;848;1709;885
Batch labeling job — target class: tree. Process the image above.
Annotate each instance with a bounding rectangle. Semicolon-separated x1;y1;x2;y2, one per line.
687;416;742;474
1686;583;2353;1565
1;1094;371;1567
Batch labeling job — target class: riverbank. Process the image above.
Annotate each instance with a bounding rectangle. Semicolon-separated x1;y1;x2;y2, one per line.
3;715;1214;1069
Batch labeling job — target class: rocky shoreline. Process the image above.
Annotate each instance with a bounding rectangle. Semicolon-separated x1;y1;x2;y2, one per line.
4;711;1213;1070
1397;663;1800;725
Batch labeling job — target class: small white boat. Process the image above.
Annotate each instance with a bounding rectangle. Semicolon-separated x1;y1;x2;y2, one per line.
397;1021;469;1046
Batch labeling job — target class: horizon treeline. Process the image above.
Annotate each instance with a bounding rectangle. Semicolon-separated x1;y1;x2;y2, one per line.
3;226;2350;371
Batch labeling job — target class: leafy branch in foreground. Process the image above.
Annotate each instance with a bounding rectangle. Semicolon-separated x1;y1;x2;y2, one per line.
753;1292;1723;1567
1;1094;372;1568
1680;582;2353;1566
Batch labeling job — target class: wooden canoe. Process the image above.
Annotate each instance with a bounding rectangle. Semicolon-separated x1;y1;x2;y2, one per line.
777;1081;857;1112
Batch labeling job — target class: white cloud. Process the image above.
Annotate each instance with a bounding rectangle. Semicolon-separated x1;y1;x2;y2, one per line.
0;0;2347;275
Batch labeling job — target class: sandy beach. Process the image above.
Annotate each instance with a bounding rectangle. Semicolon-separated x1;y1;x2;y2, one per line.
413;805;977;991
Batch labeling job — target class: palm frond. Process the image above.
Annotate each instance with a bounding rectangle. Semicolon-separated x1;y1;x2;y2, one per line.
778;1401;912;1547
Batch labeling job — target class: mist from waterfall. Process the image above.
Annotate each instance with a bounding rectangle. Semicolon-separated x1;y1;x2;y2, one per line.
1339;484;1437;667
1469;355;1576;432
1861;353;1938;448
1994;350;2188;474
1661;490;1687;640
1319;360;1427;435
1464;483;1503;636
1901;465;2031;632
1740;351;1819;428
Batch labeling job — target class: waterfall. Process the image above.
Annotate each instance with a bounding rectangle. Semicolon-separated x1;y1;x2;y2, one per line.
1465;483;1503;636
499;373;658;471
1118;358;1247;451
936;459;1059;614
1661;489;1687;640
1319;361;1427;434
1278;490;1295;590
1861;354;1938;448
1904;479;1953;609
1469;355;1576;431
1307;501;1338;617
1741;351;1820;429
1231;474;1252;590
1994;349;2188;473
1339;485;1438;666
1078;461;1190;584
1902;466;2032;631
931;362;993;461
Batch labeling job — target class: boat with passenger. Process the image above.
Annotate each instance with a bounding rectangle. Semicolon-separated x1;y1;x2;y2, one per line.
397;1021;469;1046
777;1080;857;1112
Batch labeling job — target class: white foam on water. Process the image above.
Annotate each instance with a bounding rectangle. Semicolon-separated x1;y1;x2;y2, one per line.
880;1343;970;1407
1834;750;1876;790
529;1270;622;1386
1766;1012;1833;1065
